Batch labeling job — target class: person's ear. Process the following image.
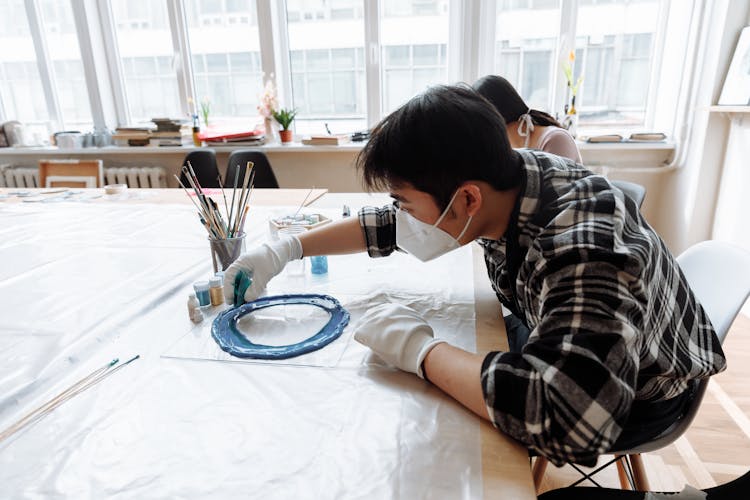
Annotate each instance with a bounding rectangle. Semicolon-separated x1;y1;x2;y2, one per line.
459;183;482;217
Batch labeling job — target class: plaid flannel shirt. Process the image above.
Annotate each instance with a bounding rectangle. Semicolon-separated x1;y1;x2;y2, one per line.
357;150;726;466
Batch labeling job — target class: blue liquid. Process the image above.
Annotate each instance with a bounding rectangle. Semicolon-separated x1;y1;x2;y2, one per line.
311;255;328;275
194;287;210;306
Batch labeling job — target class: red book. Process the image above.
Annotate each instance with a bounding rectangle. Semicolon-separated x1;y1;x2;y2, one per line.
198;126;264;142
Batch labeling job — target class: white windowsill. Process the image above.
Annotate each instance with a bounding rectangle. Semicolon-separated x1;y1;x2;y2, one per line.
0;143;365;155
0;141;676;169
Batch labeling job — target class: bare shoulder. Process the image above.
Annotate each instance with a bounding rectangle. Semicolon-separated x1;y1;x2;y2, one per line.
536;127;581;163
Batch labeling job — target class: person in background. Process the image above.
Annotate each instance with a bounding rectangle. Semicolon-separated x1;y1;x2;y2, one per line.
473;74;582;163
222;85;725;468
474;74;583;352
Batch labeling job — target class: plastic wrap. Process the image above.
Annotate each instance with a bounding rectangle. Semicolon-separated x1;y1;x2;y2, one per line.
0;200;483;498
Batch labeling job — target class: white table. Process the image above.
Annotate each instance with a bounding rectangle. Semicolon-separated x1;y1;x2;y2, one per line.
0;188;535;499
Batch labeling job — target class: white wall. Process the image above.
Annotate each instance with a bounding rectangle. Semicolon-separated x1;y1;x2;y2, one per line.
657;0;750;254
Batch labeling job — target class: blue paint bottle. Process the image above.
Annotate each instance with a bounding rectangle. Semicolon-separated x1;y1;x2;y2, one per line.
311;255;328;275
193;281;210;306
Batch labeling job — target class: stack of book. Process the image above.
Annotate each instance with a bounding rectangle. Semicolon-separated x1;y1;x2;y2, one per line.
198;127;266;146
584;132;667;143
112;126;152;147
301;134;351;146
150;118;190;147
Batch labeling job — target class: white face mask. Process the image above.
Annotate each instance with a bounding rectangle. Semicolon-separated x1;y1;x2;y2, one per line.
396;189;473;262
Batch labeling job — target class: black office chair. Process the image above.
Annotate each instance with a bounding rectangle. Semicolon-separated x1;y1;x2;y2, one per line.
179;149;220;189
611;180;646;209
225;150;279;189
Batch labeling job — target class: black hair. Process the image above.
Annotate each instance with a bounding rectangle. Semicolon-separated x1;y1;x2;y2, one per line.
357;84;523;210
473;74;563;129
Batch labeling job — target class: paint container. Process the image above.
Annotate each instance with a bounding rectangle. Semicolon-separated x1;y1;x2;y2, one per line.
193;281;210;306
311;255;328;275
187;294;199;315
191;308;204;323
209;276;224;306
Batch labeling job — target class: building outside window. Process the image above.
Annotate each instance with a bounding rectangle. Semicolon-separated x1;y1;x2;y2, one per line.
38;0;93;130
186;0;263;129
573;0;659;126
0;0;50;131
0;0;675;137
380;0;449;115
494;0;561;114
286;0;366;135
110;0;181;125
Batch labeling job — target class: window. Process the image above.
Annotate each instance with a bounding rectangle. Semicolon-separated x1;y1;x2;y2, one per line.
39;0;93;130
380;0;449;114
110;0;180;124
0;0;685;140
574;0;660;126
494;1;561;112
185;0;263;128
286;0;366;135
0;0;51;128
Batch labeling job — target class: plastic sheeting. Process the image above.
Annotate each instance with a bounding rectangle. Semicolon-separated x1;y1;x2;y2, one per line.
0;197;484;499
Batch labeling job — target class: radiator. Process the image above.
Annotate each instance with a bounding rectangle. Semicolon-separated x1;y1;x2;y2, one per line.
0;165;39;188
104;167;167;188
0;165;168;188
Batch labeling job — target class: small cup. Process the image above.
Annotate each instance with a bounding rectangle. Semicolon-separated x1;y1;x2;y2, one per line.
209;233;247;273
311;255;328;275
278;226;306;276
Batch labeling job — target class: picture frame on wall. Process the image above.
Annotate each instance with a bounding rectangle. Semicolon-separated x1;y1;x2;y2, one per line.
718;26;750;105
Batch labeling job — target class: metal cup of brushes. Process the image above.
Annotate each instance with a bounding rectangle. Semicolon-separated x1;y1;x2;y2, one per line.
176;160;256;272
209;233;246;273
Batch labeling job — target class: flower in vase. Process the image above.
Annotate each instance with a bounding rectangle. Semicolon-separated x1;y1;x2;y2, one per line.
562;51;583;115
200;97;211;126
257;77;279;119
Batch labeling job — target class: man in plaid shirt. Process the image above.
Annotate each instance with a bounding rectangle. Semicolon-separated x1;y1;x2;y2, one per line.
224;85;726;466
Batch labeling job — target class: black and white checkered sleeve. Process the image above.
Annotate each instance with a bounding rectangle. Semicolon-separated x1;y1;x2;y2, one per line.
358;204;398;258
481;254;645;466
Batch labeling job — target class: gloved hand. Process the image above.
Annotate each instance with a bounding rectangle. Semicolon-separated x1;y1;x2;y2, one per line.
353;303;445;379
222;235;303;304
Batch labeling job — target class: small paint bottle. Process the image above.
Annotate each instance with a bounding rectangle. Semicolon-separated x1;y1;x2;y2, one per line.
193;281;210;306
191;308;204;323
187;293;199;315
209;276;224;306
311;255;328;275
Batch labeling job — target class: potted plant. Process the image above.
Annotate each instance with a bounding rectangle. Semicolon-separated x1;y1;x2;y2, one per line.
272;107;297;143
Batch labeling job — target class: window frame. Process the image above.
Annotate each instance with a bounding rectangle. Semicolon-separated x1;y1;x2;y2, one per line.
0;0;682;136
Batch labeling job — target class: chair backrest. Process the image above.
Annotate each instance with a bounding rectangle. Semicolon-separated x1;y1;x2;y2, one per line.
225;150;279;189
38;159;104;188
180;149;220;189
615;240;750;454
677;240;750;342
611;180;646;209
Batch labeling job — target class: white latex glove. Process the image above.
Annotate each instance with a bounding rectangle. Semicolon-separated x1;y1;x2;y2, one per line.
222;235;303;304
353;303;445;379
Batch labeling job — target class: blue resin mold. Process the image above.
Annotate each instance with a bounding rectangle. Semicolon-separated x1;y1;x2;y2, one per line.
212;294;350;360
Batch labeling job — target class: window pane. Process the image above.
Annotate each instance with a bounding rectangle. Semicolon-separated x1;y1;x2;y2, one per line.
381;1;450;114
286;0;365;135
110;0;181;125
575;0;659;126
495;0;560;113
0;0;51;130
39;0;93;130
186;0;262;127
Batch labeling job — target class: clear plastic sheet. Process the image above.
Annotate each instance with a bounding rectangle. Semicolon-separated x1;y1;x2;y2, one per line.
0;200;483;499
